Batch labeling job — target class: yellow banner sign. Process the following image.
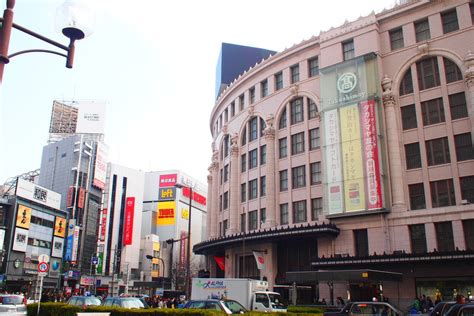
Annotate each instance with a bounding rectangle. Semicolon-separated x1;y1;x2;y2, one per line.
54;217;67;237
157;201;176;226
340;104;366;212
16;205;32;229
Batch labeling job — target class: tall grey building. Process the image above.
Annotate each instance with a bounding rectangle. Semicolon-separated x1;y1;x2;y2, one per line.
38;134;107;286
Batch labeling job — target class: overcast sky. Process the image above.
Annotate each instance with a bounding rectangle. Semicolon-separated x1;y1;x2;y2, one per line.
0;0;397;186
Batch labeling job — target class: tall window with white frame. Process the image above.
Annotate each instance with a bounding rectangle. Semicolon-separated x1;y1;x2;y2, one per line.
389;27;404;50
308;57;319;77
342;39;355;61
280;203;289;225
275;72;283;91
441;9;459;34
415;19;430;42
290;64;299;84
261;80;268;98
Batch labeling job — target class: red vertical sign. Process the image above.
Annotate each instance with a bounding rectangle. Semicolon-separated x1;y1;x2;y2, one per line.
179;231;187;268
66;186;75;208
360;100;383;210
100;209;108;241
123;197;135;245
78;188;85;209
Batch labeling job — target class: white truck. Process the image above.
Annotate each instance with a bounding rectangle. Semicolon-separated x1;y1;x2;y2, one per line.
191;278;287;312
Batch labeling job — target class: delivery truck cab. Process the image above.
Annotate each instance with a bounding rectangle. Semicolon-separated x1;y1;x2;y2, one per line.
191;278;287;313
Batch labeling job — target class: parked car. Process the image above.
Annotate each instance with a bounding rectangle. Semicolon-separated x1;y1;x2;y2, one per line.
67;295;102;308
444;303;474;316
429;301;456;316
0;294;27;315
101;297;148;309
184;299;248;314
323;301;403;316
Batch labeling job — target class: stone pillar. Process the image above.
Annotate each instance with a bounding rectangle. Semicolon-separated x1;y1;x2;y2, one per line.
263;114;276;228
228;134;240;234
464;51;474;143
381;75;406;210
210;151;219;239
206;171;213;239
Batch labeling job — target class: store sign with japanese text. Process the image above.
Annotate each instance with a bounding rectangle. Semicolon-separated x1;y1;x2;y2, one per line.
157;201;176;226
123;197;135;245
54;217;67;238
320;53;385;215
158;187;176;201
159;174;177;188
100;209;108;241
15;178;61;210
16;205;32;229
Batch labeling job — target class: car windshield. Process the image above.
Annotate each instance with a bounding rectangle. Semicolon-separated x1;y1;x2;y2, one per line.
85;297;101;305
223;300;247;313
0;296;24;305
121;298;145;308
268;293;287;308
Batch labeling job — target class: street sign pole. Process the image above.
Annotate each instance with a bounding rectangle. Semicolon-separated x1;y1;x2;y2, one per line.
37;275;43;315
37;260;49;315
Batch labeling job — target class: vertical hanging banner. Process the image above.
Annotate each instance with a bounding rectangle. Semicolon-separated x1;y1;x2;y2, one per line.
340;104;366;212
78;188;85;209
54;217;67;237
179;231;187;268
253;251;266;270
360;100;383;209
66;186;75;208
93;142;108;190
16;205;32;229
123;197;135;245
324;109;344;214
100;209;108;241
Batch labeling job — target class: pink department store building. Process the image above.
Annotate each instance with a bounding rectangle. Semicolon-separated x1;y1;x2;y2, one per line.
195;0;474;308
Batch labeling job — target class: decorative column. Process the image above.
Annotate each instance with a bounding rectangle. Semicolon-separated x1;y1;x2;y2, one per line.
381;75;406;210
228;133;240;234
210;150;219;239
206;170;213;239
263;114;276;228
464;51;474;142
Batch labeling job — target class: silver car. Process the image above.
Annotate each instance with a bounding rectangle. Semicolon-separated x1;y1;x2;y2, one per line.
0;294;27;315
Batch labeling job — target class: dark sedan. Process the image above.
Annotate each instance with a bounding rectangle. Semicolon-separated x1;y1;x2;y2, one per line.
323;301;403;316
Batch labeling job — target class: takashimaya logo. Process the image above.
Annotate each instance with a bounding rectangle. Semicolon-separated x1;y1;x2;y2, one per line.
337;72;357;94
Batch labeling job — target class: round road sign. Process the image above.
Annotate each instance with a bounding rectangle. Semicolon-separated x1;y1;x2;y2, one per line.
38;262;49;273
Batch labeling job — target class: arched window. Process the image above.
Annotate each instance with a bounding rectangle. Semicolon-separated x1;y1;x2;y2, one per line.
416;57;440;90
248;117;258;142
241;126;247;146
279;108;287;129
308;98;318;119
223;135;230;158
399;68;414;95
260;118;266;137
443;58;463;83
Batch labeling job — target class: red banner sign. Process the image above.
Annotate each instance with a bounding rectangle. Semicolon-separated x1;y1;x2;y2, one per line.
360;100;383;210
179;231;187;268
159;174;177;188
66;186;75;208
123;197;135;245
100;209;108;241
78;188;85;209
182;187;207;206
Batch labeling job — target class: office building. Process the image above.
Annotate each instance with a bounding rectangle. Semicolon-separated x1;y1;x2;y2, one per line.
200;0;474;308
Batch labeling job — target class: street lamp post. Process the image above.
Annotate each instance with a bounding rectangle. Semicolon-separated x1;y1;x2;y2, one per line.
145;255;165;292
0;0;92;83
174;183;193;299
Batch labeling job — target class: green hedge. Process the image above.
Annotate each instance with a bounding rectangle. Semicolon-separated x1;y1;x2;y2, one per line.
27;302;324;316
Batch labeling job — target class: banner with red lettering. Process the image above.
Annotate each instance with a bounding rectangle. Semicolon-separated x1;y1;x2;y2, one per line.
123;197;135;245
78;188;85;209
360;100;383;210
66;186;75;208
100;209;108;242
